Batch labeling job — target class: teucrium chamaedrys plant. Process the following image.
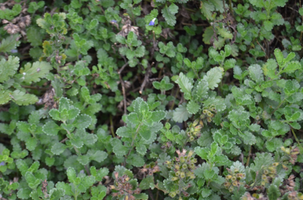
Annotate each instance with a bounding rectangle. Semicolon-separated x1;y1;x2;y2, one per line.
1;0;303;199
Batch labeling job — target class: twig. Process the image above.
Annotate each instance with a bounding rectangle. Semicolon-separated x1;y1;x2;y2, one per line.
119;74;127;115
118;62;128;115
118;62;128;74
139;63;153;94
110;114;115;137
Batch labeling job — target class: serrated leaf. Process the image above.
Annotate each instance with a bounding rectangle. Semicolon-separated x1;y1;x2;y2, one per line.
43;121;61;136
135;46;145;57
126;153;145;167
250;153;274;171
187;100;200;114
0;90;11;105
193;79;209;100
139;124;152;141
262;59;279;79
49;109;61;121
283;61;301;73
136;143;147;155
161;6;176;26
51;142;66;155
173;103;191;123
25;137;38;151
201;1;215;20
25;171;41;189
58;97;70;112
266;138;283;152
111;138;127;157
49;188;65;199
21;61;52;84
77;155;90;165
88;150;108;163
0;35;20;53
67;167;76;183
11;90;38;106
248;64;264;83
268;184;281;200
175;72;193;100
203;67;224;90
27;27;43;47
0;56;20;83
168;3;178;14
73;114;92;129
150;111;166;122
139;175;153;190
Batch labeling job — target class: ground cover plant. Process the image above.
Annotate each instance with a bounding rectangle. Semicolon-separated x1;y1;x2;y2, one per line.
1;0;303;199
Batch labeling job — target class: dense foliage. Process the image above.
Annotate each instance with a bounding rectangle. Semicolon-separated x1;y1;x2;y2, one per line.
1;0;303;199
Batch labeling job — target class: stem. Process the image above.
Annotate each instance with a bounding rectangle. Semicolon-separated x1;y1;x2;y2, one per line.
123;122;143;166
110;114;115;137
62;122;90;175
246;146;252;166
291;128;303;150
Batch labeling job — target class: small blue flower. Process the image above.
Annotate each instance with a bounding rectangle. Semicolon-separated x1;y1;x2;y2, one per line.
0;161;5;166
149;18;156;26
11;49;18;53
111;20;117;23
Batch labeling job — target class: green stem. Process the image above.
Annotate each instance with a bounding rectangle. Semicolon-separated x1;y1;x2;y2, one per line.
291;128;303;151
123;122;143;166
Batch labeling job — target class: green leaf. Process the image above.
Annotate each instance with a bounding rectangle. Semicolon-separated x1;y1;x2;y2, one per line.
73;114;92;129
135;46;145;58
139;125;152;141
21;61;52;84
88;150;108;163
274;48;284;66
217;27;233;39
87;19;99;30
17;188;31;199
0;56;19;83
265;138;283;152
90;166;109;182
262;59;279;79
203;67;224;90
49;109;61;121
126;153;145;167
162;6;176;26
168;3;178;14
175;72;193;100
248;64;264;83
0;90;11;105
263;21;274;31
77;155;90;165
250;153;273;171
51;142;66;155
193;79;209;100
111;138;127;157
49;188;65;199
136;143;147;155
43;121;61;136
67;167;76;183
25;171;41;189
200;1;215;20
11;90;38;106
268;184;281;200
202;187;212;198
173;103;191;123
0;35;20;53
187;100;200;114
25;137;38;151
283;61;301;73
27;27;44;47
139;175;153;190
